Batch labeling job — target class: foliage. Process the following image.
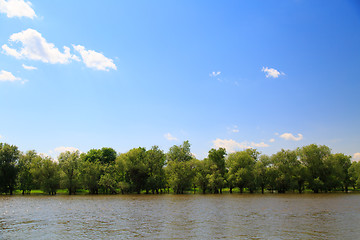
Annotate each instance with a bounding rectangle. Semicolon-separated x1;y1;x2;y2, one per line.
166;141;195;194
0;143;20;194
1;141;360;195
58;151;81;195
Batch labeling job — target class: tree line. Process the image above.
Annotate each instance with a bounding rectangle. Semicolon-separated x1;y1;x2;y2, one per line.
1;141;360;195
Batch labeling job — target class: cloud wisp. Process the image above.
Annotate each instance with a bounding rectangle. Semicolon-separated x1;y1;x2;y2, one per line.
0;0;36;19
50;146;80;154
164;133;178;141
73;45;117;71
209;71;221;77
228;125;239;133
261;67;285;78
22;63;37;70
279;133;303;141
0;70;21;82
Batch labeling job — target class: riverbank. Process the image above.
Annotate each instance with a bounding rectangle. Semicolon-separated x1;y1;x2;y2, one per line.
3;187;360;196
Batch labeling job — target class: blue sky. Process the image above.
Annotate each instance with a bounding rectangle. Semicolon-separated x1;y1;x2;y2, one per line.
1;0;359;161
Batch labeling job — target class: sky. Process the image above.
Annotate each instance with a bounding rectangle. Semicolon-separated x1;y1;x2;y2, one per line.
0;0;360;161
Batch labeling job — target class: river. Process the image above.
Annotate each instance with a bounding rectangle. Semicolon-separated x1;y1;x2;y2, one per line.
1;193;360;239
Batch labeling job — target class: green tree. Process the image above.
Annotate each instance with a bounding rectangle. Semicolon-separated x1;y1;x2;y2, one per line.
0;143;20;195
207;148;227;193
254;155;270;194
17;150;39;194
349;161;360;189
166;141;195;194
271;149;300;193
80;157;102;194
99;163;118;194
299;144;332;193
83;149;102;163
226;149;258;193
145;146;166;194
58;151;81;195
194;158;211;193
331;153;352;192
100;147;117;164
120;147;148;193
115;156;130;194
39;157;60;195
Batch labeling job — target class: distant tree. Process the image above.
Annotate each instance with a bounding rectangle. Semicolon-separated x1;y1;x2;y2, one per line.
121;147;148;194
331;153;352;192
194;158;211;193
17;150;39;194
271;149;300;193
80;150;103;194
115;155;129;194
100;147;117;164
226;149;257;193
39;157;60;195
99;164;118;194
58;151;81;195
299;144;332;193
207;148;227;193
166;141;195;194
83;149;102;163
349;161;360;189
82;147;116;165
207;164;225;194
254;155;270;194
145;146;166;194
0;143;20;195
80;157;102;194
266;164;278;193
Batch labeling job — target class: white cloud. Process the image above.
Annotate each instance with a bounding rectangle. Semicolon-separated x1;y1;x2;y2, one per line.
279;133;303;141
0;0;36;19
0;70;21;82
269;138;275;143
22;63;37;70
164;133;178;141
251;142;270;148
2;29;79;64
52;146;80;154
73;44;116;71
209;71;221;77
212;138;271;153
353;153;360;162
213;139;250;153
261;67;285;78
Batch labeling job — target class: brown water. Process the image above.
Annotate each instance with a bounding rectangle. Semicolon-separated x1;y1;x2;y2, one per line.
1;193;360;239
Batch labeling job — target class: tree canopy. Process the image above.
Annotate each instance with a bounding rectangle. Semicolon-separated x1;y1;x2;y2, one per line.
0;141;359;195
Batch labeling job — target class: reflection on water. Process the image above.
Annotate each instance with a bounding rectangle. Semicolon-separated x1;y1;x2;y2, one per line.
1;194;360;239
